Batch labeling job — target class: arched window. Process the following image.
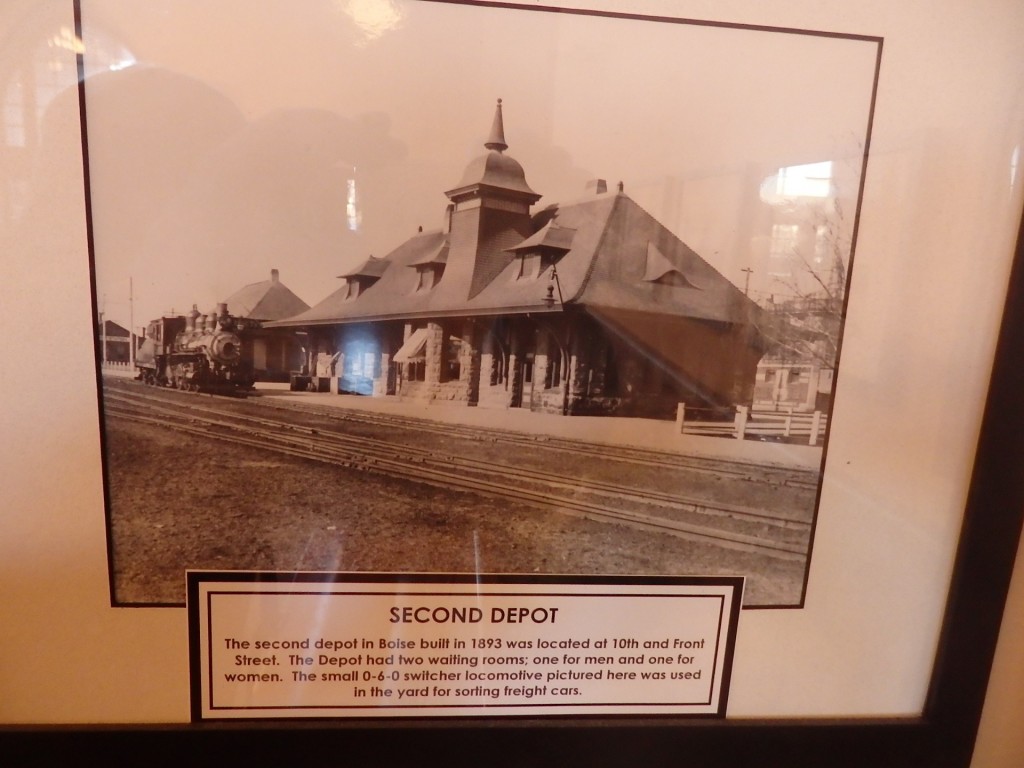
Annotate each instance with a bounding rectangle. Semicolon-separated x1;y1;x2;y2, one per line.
544;334;565;390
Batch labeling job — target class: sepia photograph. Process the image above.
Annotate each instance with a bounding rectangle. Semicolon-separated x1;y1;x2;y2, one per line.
80;0;880;608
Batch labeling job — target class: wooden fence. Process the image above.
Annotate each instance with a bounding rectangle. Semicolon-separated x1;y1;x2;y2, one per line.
676;404;828;446
100;360;136;377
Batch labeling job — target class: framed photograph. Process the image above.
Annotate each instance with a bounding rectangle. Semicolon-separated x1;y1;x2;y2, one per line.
2;0;1023;765
88;0;882;613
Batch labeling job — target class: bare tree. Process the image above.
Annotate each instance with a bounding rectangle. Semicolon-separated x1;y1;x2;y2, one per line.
756;196;850;370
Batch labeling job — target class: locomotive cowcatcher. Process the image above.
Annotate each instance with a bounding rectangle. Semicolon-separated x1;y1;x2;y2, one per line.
136;303;254;395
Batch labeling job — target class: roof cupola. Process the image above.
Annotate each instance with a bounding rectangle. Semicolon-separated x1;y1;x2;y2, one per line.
446;98;541;203
442;100;542;299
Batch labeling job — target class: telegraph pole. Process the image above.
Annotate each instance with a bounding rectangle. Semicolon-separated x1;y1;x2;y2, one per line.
129;277;135;367
100;294;108;364
741;267;754;296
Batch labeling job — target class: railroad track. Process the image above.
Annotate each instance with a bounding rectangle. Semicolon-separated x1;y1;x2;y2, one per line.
104;378;819;489
244;392;819;490
102;386;812;561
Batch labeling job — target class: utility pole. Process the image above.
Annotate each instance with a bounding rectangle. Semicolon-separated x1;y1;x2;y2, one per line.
129;277;135;367
741;267;754;296
100;294;108;364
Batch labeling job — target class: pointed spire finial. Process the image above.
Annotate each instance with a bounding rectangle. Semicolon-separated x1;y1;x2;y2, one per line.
485;98;508;153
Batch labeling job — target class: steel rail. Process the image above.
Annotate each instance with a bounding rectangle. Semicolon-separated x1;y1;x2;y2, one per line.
104;398;809;560
104;389;812;532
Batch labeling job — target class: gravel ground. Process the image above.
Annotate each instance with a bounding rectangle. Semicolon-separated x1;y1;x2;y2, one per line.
104;416;807;607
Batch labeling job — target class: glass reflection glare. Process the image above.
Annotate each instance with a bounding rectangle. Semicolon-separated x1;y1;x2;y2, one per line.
50;27;85;55
1;20;136;225
342;0;405;44
761;160;834;203
347;177;362;231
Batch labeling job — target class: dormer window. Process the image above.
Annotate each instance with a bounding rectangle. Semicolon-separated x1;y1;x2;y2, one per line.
409;240;449;293
517;252;544;280
344;275;382;300
338;255;389;300
506;221;575;282
415;263;445;292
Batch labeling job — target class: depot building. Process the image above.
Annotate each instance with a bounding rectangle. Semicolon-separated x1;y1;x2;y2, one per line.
270;101;768;419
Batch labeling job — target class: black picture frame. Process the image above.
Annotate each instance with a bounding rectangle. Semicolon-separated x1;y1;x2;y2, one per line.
3;1;1024;765
10;208;1022;768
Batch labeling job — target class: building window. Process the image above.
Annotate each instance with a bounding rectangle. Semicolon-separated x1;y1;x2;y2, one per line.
415;264;445;292
445;336;463;382
545;348;563;389
768;224;800;278
522;352;534;385
493;349;509;387
488;324;511;387
770;224;799;258
416;267;433;291
516;252;544;280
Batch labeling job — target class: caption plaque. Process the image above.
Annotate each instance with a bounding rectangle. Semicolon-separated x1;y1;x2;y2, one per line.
187;572;742;720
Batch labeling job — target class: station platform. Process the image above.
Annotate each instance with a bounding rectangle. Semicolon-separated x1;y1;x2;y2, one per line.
251;383;823;471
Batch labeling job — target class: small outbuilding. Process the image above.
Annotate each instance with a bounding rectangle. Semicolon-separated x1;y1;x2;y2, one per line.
97;317;135;364
222;269;310;382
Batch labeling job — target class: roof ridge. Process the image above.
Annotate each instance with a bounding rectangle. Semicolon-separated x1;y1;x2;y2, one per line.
568;192;625;303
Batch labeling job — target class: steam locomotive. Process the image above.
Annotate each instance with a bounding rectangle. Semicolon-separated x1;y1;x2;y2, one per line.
136;303;254;395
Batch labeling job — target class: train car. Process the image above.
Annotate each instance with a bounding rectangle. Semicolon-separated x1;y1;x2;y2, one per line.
136;303;254;395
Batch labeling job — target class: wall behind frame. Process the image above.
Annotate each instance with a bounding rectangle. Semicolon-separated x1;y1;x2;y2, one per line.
972;533;1024;768
0;1;1022;762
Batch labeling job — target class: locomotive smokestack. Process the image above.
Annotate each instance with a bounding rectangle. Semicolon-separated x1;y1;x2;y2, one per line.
187;304;199;332
208;309;218;331
271;269;279;283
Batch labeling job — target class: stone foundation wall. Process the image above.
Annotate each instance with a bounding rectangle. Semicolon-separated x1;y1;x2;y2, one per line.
397;321;477;405
532;388;566;415
399;379;470;403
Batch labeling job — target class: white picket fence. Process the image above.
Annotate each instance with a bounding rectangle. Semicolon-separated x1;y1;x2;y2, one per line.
100;360;136;378
676;404;827;446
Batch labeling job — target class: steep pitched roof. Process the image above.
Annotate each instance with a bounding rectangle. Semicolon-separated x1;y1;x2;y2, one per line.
270;191;761;328
100;319;132;337
568;193;761;326
223;270;310;321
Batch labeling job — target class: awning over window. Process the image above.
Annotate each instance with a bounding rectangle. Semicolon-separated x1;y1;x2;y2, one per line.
392;327;429;363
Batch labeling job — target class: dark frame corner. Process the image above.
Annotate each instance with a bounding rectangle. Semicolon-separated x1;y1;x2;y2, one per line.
5;206;1023;766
